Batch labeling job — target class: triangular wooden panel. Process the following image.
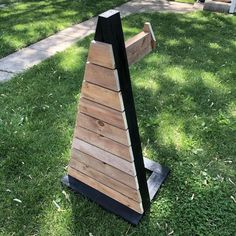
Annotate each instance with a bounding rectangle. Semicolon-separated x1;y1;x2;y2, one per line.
62;9;169;225
69;40;143;214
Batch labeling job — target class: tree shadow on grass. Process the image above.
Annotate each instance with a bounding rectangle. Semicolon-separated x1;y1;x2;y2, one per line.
0;11;235;235
126;12;236;235
0;34;93;235
68;12;236;236
0;0;129;58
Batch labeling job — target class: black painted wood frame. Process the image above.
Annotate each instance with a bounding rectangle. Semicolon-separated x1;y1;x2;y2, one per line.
94;9;150;211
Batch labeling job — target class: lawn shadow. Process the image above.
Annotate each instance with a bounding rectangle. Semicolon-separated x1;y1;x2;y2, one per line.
0;11;235;235
0;36;92;234
125;11;236;235
68;11;236;236
0;0;128;58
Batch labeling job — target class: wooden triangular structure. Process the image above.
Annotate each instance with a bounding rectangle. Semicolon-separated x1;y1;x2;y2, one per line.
62;10;169;225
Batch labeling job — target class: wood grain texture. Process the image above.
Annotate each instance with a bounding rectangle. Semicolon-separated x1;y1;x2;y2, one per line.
71;148;139;190
94;11;151;211
77;112;130;146
81;81;124;111
74;126;133;162
143;22;156;49
125;31;152;66
68;166;143;213
84;62;120;91
72;139;136;176
88;40;115;69
79;97;127;130
69;156;141;202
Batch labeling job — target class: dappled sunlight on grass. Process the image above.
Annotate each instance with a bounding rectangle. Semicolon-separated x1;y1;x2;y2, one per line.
123;11;236;234
134;78;160;93
201;71;231;94
0;0;128;58
164;66;189;84
166;38;180;46
122;26;140;40
1;11;236;235
38;191;73;235
208;42;222;50
227;102;236;118
156;112;199;151
58;46;88;73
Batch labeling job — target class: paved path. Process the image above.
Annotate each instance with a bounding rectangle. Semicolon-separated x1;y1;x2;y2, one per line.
0;0;203;82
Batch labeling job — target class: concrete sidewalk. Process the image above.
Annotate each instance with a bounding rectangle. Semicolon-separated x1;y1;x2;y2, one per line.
0;0;203;82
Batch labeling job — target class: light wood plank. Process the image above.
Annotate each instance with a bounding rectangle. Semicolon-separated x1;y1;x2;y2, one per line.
79;97;127;130
143;22;156;49
70;147;138;189
125;31;152;66
77;112;130;146
81;81;124;111
69;156;141;202
68;166;143;213
74;126;133;162
84;62;120;91
88;40;115;69
72;139;136;176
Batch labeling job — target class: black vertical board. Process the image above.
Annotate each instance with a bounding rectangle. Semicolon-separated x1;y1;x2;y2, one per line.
94;10;150;211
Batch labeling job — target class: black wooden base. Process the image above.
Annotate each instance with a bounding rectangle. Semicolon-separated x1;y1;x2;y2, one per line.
61;158;169;225
143;158;170;201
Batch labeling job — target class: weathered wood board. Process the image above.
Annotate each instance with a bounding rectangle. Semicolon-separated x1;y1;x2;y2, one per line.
77;113;131;146
88;40;115;69
84;62;120;91
81;81;124;111
68;166;143;213
126;22;156;66
126;32;152;66
79;97;128;130
74;126;133;162
69;155;141;202
71;139;136;176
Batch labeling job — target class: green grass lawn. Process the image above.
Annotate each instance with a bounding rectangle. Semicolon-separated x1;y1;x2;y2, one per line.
169;0;196;4
1;11;236;235
0;0;128;59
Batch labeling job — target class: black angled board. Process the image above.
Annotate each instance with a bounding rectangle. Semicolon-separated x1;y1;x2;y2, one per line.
62;175;143;225
94;9;150;211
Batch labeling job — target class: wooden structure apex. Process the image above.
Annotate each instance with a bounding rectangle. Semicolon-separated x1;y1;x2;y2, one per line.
88;40;115;69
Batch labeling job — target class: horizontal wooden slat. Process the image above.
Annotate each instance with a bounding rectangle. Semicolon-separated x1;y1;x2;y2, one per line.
70;147;138;189
68;166;143;213
69;156;141;202
72;139;136;176
88;40;115;69
77;113;130;146
81;81;124;111
125;31;152;66
74;126;133;162
79;97;127;130
84;62;120;91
